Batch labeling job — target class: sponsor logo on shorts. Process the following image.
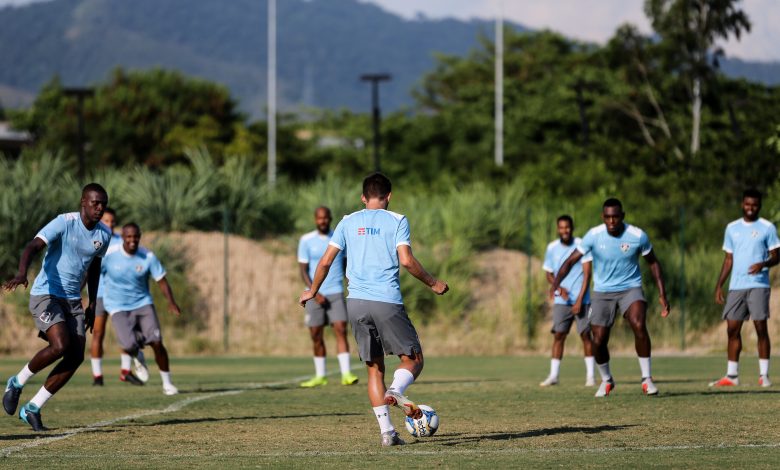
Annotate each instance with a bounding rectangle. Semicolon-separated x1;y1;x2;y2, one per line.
620;243;630;253
357;227;380;235
93;240;104;251
39;311;53;324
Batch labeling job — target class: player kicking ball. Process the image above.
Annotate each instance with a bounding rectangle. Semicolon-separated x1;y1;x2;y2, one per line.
541;215;596;387
101;223;181;395
299;173;448;447
3;184;112;431
551;198;670;397
297;206;359;387
711;189;779;388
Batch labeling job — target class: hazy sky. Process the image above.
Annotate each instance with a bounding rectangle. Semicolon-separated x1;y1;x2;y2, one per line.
1;0;776;61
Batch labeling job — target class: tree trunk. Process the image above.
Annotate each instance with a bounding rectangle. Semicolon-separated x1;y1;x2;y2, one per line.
691;77;701;156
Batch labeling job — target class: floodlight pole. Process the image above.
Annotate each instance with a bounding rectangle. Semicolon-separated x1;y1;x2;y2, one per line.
360;73;391;172
63;87;94;179
494;2;504;167
267;0;277;186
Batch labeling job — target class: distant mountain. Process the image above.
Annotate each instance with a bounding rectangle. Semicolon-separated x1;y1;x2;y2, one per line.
0;0;777;117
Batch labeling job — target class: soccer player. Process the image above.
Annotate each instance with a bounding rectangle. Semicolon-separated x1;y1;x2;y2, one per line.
540;215;595;387
551;198;670;397
297;206;359;387
2;183;111;431
711;189;779;388
101;223;181;395
299;173;448;447
89;208;122;386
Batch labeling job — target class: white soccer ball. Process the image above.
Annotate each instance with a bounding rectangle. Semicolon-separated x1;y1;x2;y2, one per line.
404;404;439;438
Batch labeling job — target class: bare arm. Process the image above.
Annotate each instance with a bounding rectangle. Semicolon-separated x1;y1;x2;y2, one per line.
299;262;328;306
398;245;448;294
545;272;554;285
571;261;591;315
299;245;341;306
550;250;584;297
3;237;46;291
748;248;779;274
157;277;181;316
714;252;733;304
643;249;670;317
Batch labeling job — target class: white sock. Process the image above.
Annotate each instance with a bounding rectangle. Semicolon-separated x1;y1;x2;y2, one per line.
759;359;769;376
727;360;739;377
549;358;561;379
373;405;394;434
16;364;35;386
30;386;53;409
313;356;326;377
337;352;351;375
638;357;651;379
120;353;132;372
584;356;595;379
388;368;415;395
160;371;173;387
91;358;103;377
597;362;612;381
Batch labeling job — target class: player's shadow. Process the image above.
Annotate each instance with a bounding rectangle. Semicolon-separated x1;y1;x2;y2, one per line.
178;383;302;394
415;378;503;386
657;389;780;398
432;424;637;447
116;412;362;428
0;428;117;441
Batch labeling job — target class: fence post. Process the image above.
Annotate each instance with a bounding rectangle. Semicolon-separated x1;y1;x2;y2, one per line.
525;206;534;347
223;205;230;353
679;206;686;351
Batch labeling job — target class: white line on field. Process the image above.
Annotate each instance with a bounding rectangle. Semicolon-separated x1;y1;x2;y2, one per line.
0;373;315;457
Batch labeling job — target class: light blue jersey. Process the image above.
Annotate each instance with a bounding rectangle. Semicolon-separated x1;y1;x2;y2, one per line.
577;223;652;293
297;230;345;296
543;237;592;306
97;233;122;298
723;218;780;290
30;212;112;300
101;244;167;314
329;209;411;305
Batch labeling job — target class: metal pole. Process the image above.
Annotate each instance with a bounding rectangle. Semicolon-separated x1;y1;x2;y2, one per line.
223;206;230;352
525;206;533;346
494;3;504;167
679;206;686;351
267;0;277;186
371;82;381;172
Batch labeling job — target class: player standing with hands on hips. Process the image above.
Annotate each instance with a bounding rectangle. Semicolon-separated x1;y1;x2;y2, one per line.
299;173;448;447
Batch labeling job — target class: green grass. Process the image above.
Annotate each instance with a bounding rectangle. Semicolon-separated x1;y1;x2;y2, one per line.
0;355;778;468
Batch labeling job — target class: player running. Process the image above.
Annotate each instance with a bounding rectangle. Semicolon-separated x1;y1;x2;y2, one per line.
2;183;112;431
711;189;779;388
540;215;596;387
101;223;181;395
89;208;122;386
551;198;670;397
297;206;359;388
299;173;448;447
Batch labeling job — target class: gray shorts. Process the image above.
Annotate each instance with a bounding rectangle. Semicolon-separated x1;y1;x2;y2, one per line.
95;297;107;318
29;294;86;337
304;293;348;327
589;288;646;328
722;288;770;321
552;304;591;335
110;304;162;351
346;299;422;361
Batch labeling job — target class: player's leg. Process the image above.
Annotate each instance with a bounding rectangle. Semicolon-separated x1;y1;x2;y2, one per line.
542;305;571;387
754;320;771;386
624;299;657;395
577;310;596;387
89;301;108;385
110;311;144;385
328;295;358;385
300;300;328;387
588;293;617;396
712;290;748;386
137;305;177;394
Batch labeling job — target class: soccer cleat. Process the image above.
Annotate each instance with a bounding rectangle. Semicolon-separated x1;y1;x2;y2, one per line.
120;372;145;386
132;354;150;384
708;376;739;387
380;430;406;447
341;372;359;385
642;377;658;395
539;376;559;387
384;389;422;419
299;376;328;388
759;375;772;388
19;403;46;432
163;384;179;396
585;376;596;387
93;376;104;386
3;376;23;415
595;378;616;397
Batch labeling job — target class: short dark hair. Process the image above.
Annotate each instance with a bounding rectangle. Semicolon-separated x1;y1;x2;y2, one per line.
362;172;392;199
122;222;141;233
557;215;573;227
82;182;107;198
603;198;623;210
103;207;116;217
743;188;762;202
314;206;332;217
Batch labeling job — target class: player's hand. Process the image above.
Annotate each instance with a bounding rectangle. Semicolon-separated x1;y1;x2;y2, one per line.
2;274;28;292
748;262;765;275
558;287;569;301
315;293;329;307
169;303;182;316
571;301;582;315
714;286;725;305
85;304;95;333
431;279;449;295
659;296;671;318
299;289;316;307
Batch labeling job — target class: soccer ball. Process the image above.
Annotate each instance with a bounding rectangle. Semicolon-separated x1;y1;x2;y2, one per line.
404;405;439;438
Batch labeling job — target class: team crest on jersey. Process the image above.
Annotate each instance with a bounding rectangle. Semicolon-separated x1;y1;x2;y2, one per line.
135;265;143;273
93;240;103;251
751;230;759;239
620;243;630;253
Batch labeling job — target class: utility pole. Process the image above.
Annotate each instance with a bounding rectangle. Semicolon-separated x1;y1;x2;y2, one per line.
360;73;391;172
63;87;94;180
267;0;277;186
494;2;504;167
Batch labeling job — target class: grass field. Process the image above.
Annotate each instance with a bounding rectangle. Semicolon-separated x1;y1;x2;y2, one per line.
0;355;778;468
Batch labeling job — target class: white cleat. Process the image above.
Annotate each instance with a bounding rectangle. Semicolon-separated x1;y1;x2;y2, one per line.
595;378;615;397
642;377;658;396
132;354;150;384
380;430;406;447
759;375;772;388
585;376;596;387
163;384;179;396
539;376;559;387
